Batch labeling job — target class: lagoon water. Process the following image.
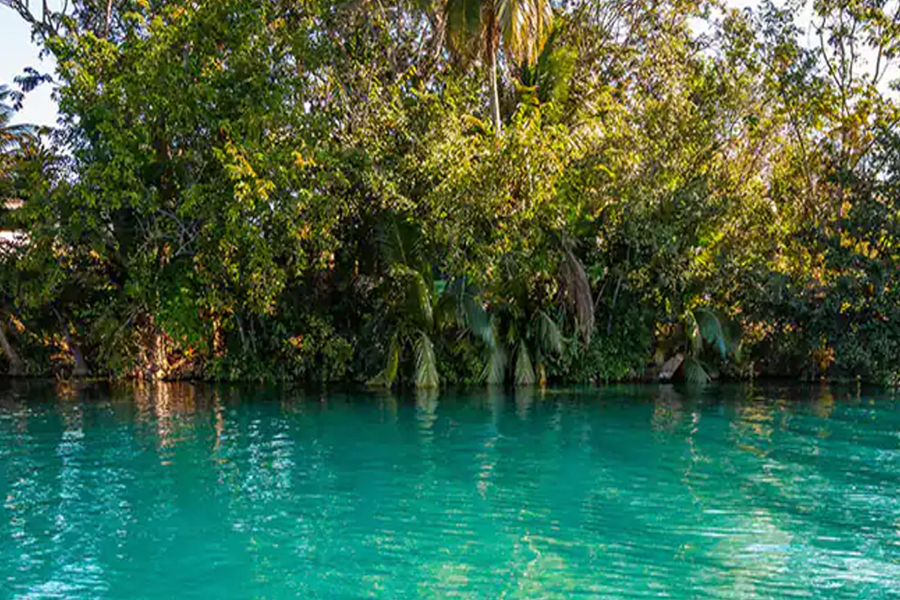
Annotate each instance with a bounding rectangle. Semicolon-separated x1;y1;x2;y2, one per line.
1;382;900;599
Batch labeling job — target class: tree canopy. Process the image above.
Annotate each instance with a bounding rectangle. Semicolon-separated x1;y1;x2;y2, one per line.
1;0;899;386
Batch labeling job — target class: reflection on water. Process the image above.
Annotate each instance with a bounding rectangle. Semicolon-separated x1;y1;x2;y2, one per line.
1;382;900;599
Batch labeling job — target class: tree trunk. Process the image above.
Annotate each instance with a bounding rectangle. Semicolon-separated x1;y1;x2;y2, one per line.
0;320;24;376
104;0;113;38
54;309;90;378
70;344;90;378
486;15;502;135
64;327;90;378
151;329;168;381
658;353;684;382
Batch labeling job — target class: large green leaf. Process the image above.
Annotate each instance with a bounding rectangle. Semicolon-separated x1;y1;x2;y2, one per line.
411;271;434;330
693;308;727;360
684;357;711;385
433;285;460;331
514;339;535;385
461;286;491;343
481;317;507;384
367;334;401;388
415;332;440;389
482;343;507;385
534;30;576;109
377;213;422;269
442;277;490;341
534;309;562;355
560;246;594;344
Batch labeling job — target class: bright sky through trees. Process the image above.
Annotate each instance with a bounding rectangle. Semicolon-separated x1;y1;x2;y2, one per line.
1;1;58;126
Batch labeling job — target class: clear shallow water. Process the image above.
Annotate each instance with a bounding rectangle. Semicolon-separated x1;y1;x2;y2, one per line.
2;383;900;599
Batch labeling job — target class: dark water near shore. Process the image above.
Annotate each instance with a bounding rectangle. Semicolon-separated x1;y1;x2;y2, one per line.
2;382;900;599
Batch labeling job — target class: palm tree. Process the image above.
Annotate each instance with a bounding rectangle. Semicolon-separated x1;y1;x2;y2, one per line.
480;242;594;386
0;85;36;199
367;212;501;389
683;307;741;384
442;0;553;134
0;85;35;161
481;305;564;386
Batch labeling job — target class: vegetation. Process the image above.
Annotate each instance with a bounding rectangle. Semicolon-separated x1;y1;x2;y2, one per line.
1;0;899;386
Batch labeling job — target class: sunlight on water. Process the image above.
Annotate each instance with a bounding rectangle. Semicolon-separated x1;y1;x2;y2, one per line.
1;382;899;599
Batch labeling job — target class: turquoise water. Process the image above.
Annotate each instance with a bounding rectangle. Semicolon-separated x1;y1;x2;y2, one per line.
2;383;900;599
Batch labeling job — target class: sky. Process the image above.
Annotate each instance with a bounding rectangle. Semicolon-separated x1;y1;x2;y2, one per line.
0;11;58;127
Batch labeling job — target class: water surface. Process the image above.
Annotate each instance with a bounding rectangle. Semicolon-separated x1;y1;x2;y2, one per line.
2;383;900;599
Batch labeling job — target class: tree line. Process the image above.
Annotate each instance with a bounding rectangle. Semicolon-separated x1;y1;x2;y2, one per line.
0;0;899;386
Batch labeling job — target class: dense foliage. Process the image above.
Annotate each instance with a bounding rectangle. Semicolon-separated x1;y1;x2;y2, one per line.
1;0;899;385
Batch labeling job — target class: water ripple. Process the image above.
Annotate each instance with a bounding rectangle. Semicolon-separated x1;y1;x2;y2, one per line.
1;383;900;599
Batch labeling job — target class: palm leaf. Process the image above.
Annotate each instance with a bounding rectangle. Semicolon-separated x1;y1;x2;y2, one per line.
693;308;727;360
440;277;485;334
534;309;562;355
481;317;507;384
367;333;400;388
433;285;460;331
514;339;535;386
498;0;554;66
559;245;594;344
482;342;507;384
415;332;440;389
531;0;554;60
385;334;401;386
536;360;547;386
377;213;421;269
0;85;36;154
684;357;711;385
454;278;491;342
686;310;703;355
411;271;434;330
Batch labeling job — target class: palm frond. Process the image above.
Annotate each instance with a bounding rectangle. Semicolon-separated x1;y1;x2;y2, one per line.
377;213;421;269
536;360;547;386
482;341;507;385
693;308;728;360
531;0;554;60
481;317;506;384
367;333;401;388
534;309;562;355
684;357;711;385
498;0;554;66
454;278;491;342
415;332;440;389
0;123;36;141
434;284;460;331
411;271;434;330
686;309;703;355
0;85;37;154
559;245;594;344
514;339;535;385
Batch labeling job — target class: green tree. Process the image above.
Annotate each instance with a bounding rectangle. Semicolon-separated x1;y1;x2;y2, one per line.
442;0;553;133
0;84;35;186
0;84;37;376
